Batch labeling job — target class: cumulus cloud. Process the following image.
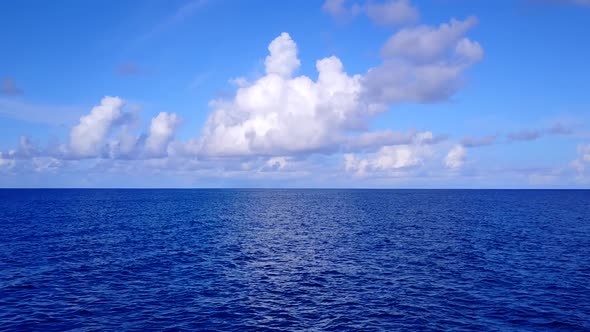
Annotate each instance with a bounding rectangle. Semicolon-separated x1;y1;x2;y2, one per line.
145;112;180;157
197;33;366;157
0;96;180;161
344;132;436;176
69;96;126;157
195;30;479;158
445;145;466;170
1;26;481;181
364;17;483;104
265;33;301;78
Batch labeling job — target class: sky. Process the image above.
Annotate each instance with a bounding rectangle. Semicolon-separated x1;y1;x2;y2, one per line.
1;0;590;188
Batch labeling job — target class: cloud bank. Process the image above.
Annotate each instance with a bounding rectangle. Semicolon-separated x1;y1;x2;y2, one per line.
1;1;490;183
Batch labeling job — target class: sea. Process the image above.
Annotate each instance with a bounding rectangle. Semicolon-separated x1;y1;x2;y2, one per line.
0;189;589;331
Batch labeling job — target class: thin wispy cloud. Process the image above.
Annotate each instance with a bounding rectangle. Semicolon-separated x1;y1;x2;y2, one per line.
507;123;575;142
461;135;497;148
0;98;82;126
136;0;208;44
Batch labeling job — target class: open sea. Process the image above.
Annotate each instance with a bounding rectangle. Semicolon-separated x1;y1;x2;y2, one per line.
0;189;589;331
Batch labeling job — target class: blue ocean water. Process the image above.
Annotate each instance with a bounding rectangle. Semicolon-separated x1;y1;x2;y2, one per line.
0;189;589;331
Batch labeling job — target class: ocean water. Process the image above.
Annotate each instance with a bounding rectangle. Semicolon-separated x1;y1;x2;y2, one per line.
0;189;589;331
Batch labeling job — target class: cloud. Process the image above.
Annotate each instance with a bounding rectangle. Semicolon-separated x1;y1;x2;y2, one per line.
14;136;39;158
344;132;436;176
69;97;127;158
137;0;208;44
445;145;466;170
461;135;497;147
322;0;355;19
1;97;181;162
0;152;16;170
460;122;575;147
364;17;483;104
145;112;180;157
265;157;288;171
195;30;479;157
0;97;84;125
506;129;542;142
322;0;417;26
197;33;367;157
366;0;419;26
264;32;301;78
507;122;574;142
571;143;590;176
344;129;424;152
1;29;480;182
380;16;481;63
1;77;22;96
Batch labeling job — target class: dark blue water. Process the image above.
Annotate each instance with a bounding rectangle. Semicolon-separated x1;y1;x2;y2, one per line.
1;189;589;331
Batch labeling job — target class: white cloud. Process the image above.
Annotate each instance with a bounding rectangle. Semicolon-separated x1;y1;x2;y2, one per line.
266;156;288;170
145;112;180;157
265;33;301;78
69;96;125;157
445;145;466;170
198;33;366;157
1;26;482;182
0;152;15;169
343;130;415;152
366;0;418;26
571;144;590;174
195;30;480;158
107;126;140;159
31;157;62;173
344;132;435;176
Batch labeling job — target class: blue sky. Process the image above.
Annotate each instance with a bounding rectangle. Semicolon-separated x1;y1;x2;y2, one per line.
1;0;589;188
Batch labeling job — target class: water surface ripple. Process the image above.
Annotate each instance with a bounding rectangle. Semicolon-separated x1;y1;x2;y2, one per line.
0;189;589;331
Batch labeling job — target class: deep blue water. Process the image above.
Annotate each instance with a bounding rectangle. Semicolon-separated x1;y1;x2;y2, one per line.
0;189;589;331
